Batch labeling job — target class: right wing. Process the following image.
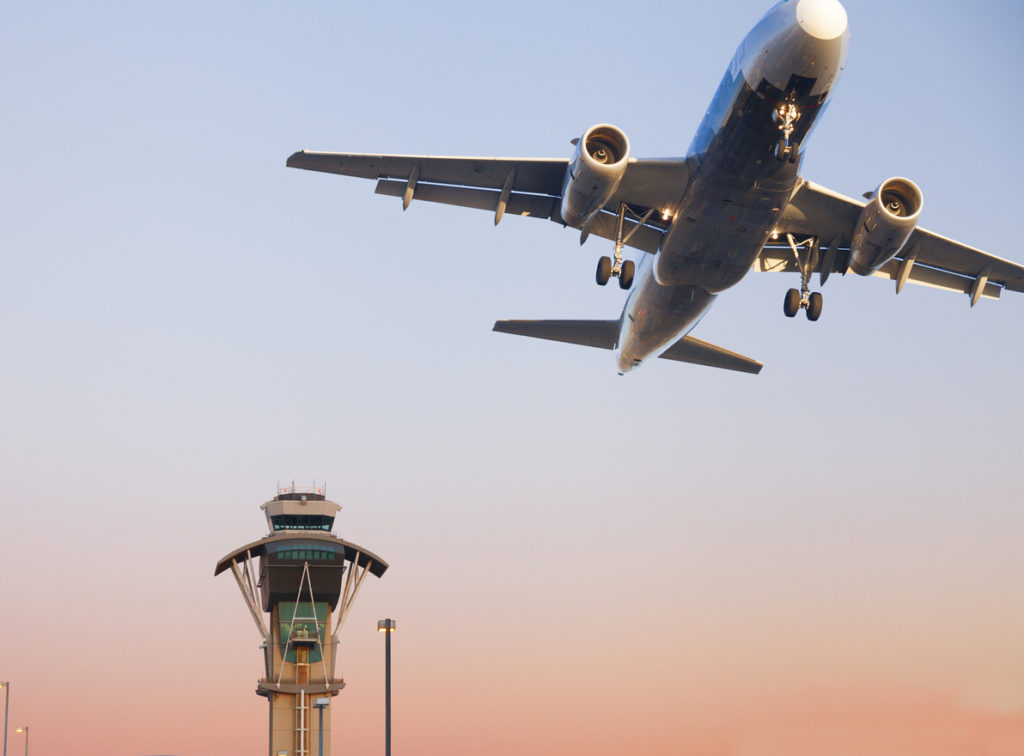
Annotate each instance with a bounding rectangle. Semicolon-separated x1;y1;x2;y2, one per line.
286;151;693;255
286;151;568;199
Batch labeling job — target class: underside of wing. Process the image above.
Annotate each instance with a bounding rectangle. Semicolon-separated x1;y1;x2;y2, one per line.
762;179;1024;302
287;150;689;255
608;157;696;216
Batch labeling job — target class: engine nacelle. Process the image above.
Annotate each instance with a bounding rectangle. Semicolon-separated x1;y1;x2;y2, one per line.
559;124;630;228
848;177;923;276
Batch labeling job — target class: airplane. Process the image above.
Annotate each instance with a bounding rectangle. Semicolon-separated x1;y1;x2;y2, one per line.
286;0;1024;375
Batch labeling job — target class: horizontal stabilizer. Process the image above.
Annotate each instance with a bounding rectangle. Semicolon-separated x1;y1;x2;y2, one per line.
492;319;619;350
493;319;763;374
659;335;763;374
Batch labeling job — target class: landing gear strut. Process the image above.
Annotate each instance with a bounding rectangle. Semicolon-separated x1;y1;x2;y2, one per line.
593;202;650;290
773;99;801;163
782;233;824;321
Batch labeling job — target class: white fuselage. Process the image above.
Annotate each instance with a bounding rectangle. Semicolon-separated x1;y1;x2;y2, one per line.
615;0;849;373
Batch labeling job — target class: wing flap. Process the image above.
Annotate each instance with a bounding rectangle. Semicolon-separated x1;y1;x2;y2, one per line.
869;258;1002;299
375;179;559;219
659;335;763;374
375;179;664;253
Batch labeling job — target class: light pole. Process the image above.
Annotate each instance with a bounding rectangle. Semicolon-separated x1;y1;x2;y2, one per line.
377;619;396;756
0;681;8;756
313;697;329;756
13;727;26;756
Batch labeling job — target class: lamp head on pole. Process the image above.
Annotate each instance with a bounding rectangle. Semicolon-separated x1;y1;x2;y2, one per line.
377;618;396;633
14;727;26;734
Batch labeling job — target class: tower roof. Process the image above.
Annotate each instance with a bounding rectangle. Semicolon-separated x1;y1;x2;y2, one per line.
213;531;388;577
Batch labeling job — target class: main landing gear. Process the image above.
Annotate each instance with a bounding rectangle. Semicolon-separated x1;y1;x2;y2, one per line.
782;233;823;321
596;256;634;289
593;202;652;290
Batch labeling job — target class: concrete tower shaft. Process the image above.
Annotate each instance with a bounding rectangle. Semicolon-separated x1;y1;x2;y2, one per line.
216;486;388;756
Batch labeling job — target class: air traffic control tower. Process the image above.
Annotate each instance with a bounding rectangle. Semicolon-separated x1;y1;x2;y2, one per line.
216;486;388;756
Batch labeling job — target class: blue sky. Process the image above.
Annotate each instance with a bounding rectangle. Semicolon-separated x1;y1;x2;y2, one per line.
1;1;1023;753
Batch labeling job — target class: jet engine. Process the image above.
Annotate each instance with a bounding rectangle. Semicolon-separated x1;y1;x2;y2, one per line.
848;177;923;275
559;124;630;228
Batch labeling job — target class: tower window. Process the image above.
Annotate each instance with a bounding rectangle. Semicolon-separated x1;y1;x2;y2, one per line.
269;515;334;531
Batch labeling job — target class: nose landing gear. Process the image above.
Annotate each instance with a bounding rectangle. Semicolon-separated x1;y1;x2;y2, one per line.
781;233;824;321
773;99;801;163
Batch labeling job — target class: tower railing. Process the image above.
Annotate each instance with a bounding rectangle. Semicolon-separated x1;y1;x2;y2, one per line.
277;482;327;496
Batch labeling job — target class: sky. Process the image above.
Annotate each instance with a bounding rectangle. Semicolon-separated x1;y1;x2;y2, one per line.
1;0;1023;754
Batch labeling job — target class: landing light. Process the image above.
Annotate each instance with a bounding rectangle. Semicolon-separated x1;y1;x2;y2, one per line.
661;209;672;221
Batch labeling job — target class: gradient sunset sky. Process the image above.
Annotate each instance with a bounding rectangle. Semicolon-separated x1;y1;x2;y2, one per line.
2;1;1023;754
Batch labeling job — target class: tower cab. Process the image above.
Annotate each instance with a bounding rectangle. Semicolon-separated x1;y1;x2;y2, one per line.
261;487;340;532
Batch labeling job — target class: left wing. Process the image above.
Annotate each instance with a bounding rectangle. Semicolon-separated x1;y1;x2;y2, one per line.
759;180;1024;302
286;151;692;255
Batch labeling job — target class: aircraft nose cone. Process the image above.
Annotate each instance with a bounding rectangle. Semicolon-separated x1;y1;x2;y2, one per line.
795;0;847;40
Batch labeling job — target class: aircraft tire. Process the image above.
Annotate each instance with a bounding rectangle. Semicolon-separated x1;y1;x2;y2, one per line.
807;291;823;321
596;256;612;286
619;259;635;290
783;288;801;317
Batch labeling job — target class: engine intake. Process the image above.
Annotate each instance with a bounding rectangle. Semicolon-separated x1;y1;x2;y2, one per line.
560;124;630;228
849;177;923;276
